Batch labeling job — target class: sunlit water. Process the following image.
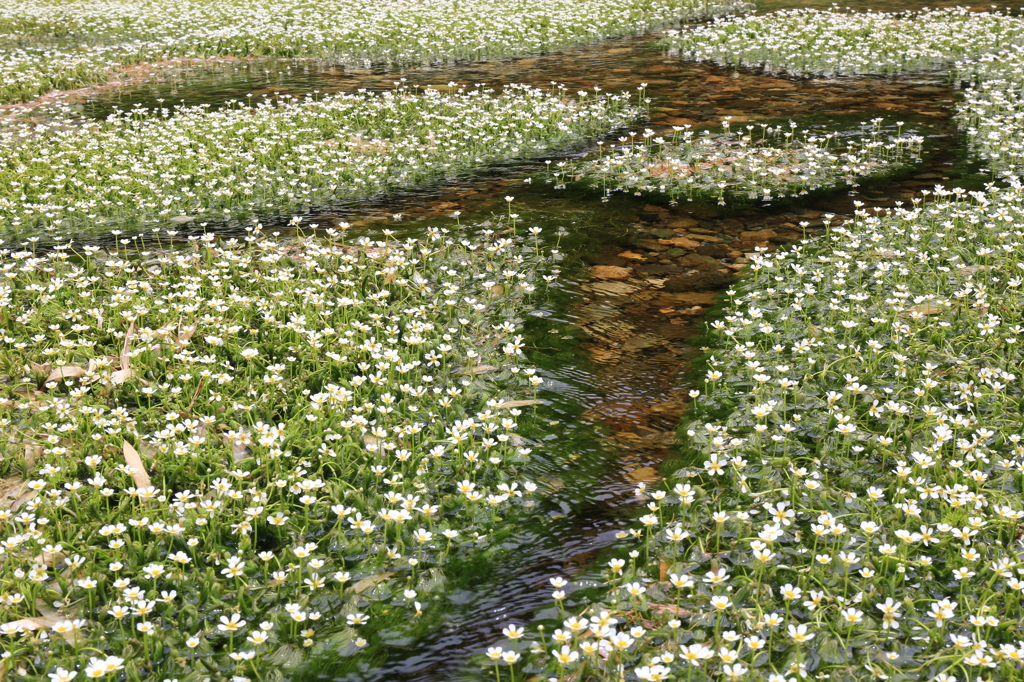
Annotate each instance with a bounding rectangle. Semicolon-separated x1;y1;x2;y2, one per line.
22;0;1024;678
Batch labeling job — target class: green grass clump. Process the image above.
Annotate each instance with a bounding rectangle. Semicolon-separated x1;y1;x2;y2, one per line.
0;222;556;680
0;0;753;104
0;84;638;244
548;118;923;205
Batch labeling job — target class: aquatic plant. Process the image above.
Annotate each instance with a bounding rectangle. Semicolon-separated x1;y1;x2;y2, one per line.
500;181;1024;682
488;8;1024;682
0;84;638;244
0;0;753;104
664;7;1024;77
955;46;1024;180
548;118;923;205
0;220;557;680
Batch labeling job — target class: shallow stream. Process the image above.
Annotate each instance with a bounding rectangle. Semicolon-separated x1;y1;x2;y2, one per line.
28;0;1024;678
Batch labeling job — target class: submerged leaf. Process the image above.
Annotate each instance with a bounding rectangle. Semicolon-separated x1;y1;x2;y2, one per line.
349;572;396;595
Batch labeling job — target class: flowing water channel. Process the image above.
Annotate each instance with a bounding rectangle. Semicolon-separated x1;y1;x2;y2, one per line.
21;0;1024;678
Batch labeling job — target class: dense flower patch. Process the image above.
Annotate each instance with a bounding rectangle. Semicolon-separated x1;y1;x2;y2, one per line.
0;222;559;680
664;7;1024;78
0;84;637;243
956;46;1024;181
0;0;752;104
548;118;923;205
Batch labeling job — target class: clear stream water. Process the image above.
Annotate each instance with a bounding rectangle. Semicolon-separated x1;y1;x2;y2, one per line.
38;0;1024;678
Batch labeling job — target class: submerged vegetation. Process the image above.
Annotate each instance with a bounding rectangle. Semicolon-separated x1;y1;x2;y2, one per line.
0;84;638;243
0;0;752;105
549;118;923;204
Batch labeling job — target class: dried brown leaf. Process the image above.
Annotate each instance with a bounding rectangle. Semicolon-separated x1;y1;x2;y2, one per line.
649;602;692;617
119;320;136;371
176;322;199;347
33;550;66;568
904;304;941;316
2;616;60;632
29;361;52;377
110;368;135;385
138;440;159;459
15;605;78;644
220;428;251;462
122;441;151;489
0;476;36;511
494;400;543;409
230;439;251;462
44;366;86;384
23;444;41;471
86;357;114;373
